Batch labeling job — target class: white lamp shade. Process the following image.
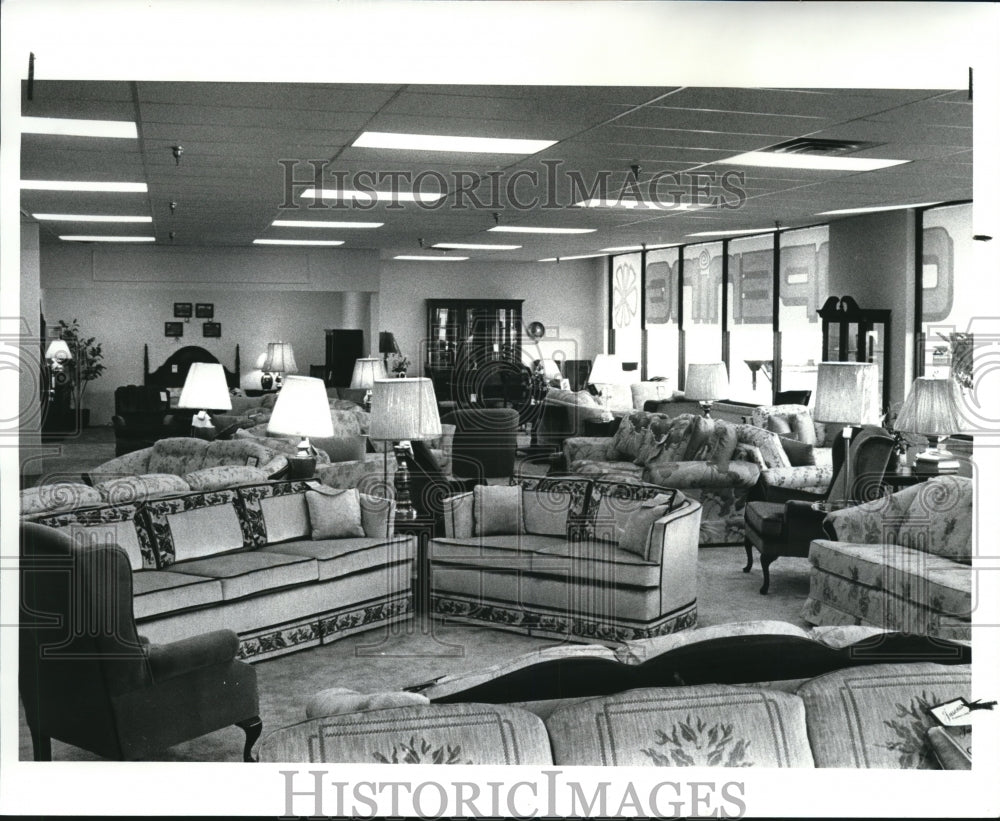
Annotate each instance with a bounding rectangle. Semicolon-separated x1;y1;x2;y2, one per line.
368;377;442;441
685;362;728;401
539;359;562;379
894;377;962;435
588;354;626;385
44;339;72;362
813;362;880;424
267;375;334;438
262;341;298;374
177;362;232;411
350;357;388;389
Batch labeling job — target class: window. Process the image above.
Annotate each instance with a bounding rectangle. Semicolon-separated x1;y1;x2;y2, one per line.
778;226;829;399
644;246;680;383
728;234;775;403
682;242;723;375
610;253;642;368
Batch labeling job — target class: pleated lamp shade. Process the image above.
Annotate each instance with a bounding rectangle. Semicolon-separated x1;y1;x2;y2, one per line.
894;377;962;436
813;362;880;424
368;378;441;441
350;357;388;389
685;362;728;401
262;341;298;375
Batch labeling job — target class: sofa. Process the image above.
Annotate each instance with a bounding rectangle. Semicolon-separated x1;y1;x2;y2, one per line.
562;411;820;544
20;477;415;662
802;475;973;640
428;476;702;643
258;622;972;768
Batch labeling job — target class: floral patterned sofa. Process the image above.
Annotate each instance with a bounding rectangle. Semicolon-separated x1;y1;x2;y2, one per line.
803;475;973;640
259;623;971;769
562;411;811;544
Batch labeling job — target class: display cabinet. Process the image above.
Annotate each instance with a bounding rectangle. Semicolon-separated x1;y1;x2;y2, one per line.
818;295;891;413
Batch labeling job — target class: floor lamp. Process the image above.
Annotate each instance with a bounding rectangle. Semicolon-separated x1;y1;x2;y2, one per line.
813;362;879;503
368;377;442;522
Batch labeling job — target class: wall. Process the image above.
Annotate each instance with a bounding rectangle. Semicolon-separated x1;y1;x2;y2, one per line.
40;243;379;424
19;219;43;484
828;210;916;411
378;257;606;372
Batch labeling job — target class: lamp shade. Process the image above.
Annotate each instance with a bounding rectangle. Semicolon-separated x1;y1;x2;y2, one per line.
894;377;962;436
538;359;562;380
368;377;441;441
813;362;879;424
587;354;626;385
378;331;399;355
350;357;387;389
267;376;334;438
685;362;728;401
262;341;298;374
44;340;72;362
177;362;232;411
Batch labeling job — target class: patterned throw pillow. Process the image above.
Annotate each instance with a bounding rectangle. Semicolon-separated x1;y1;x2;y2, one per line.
473;484;522;536
617;494;676;559
895;476;973;564
306;488;365;539
20;482;102;516
660;415;697;462
736;424;791;469
706;420;740;472
609;412;650;461
183;465;270;491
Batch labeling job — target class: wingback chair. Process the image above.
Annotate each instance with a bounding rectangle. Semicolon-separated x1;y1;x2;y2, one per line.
19;522;262;761
743;425;894;594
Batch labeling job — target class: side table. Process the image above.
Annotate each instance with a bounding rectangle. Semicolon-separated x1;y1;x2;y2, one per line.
394;515;437;620
584;416;622;437
881;472;931;490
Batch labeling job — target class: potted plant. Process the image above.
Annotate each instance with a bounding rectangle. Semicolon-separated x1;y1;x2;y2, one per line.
55;318;106;426
388;352;411;377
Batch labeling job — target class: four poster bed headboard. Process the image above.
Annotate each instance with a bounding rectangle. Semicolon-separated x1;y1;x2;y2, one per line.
144;344;241;390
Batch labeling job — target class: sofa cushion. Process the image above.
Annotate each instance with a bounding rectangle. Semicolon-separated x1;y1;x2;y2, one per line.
257;703;553;765
736;424;791;468
147;437;211;474
473;484;522;536
582;480;674;544
31;503;151;570
131;568;225;619
544;685;814;766
95;473;191;505
183;465;270;491
140;489;251;567
236;480;321;545
532;539;661;587
796;662;970;768
522;488;572;537
618;494;676;560
306;488;365;539
432;534;566;566
20;482;103;516
167;550;318;600
264;536;413;582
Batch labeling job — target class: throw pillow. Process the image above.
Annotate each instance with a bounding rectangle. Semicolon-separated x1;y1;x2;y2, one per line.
683;415;716;461
766;414;794;438
633;416;671;466
96;473;191;505
736;424;791;468
522;488;572;536
706;420;740;472
895;476;973;564
609;412;649;461
731;443;767;469
473;484;522;536
777;436;816;467
183;465;270;491
617;494;675;559
660;415;696;462
305;488;365;539
789;411;817;446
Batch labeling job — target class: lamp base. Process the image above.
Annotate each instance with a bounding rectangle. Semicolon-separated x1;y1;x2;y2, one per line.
698;401;714;418
913;449;960;474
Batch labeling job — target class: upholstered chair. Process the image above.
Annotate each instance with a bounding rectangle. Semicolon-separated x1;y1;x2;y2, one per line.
19;522;261;761
743;425;894;594
440;407;519;481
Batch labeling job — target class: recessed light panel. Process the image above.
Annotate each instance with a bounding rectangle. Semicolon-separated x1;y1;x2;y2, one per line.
34;213;152;223
394;255;469;261
354;131;556;154
59;235;155;242
686;228;774;238
21;180;148;192
271;219;384;228
253;239;345;246
713;151;910;171
817;202;940;216
300;188;445;204
538;253;608;262
21;117;137;139
489;226;595;235
575;198;691;211
432;243;522;250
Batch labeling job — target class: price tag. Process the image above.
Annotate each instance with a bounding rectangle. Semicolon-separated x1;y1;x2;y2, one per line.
930;698;974;727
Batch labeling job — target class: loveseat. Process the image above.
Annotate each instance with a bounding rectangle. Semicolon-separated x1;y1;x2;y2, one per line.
20;478;415;661
802;475;973;640
428;476;702;643
258;622;972;769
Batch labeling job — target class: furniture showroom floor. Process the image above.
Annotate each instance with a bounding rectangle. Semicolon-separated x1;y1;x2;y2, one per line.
19;426;812;761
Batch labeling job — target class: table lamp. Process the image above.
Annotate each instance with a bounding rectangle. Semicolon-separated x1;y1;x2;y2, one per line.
177;362;232;437
350;357;387;411
685;362;728;416
368;377;441;522
267;375;334;478
44;339;73;398
262;341;298;388
587;353;626;395
813;362;879;501
893;376;963;474
378;331;399;370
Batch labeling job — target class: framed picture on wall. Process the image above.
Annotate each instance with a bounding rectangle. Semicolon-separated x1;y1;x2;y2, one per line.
203;322;222;338
164;322;184;337
195;303;215;319
173;302;193;318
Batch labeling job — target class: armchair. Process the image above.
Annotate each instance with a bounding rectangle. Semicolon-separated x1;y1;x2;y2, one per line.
743;425;894;594
440;407;519;480
19;522;261;761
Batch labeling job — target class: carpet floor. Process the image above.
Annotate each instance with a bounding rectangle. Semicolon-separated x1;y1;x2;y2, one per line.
17;426;812;762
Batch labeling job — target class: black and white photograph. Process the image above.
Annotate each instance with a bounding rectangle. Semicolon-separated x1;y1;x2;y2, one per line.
3;1;998;818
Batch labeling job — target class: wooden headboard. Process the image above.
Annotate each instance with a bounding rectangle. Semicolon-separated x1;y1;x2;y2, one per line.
144;344;241;389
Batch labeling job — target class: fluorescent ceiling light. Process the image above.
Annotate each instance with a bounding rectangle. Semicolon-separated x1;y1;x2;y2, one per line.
34;213;152;223
394;255;469;261
817;201;941;216
271;219;383;229
21;116;137;139
686;228;774;237
253;239;345;246
59;235;155;242
489;226;595;235
538;253;608;262
600;244;681;253
575;198;692;211
432;243;522;251
21;180;148;193
353;131;556;155
713;151;910;171
300;187;445;204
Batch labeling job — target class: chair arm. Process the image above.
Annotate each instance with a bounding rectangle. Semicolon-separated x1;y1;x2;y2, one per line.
562;436;614;465
784;499;829;546
755;465;833;503
145;629;240;683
